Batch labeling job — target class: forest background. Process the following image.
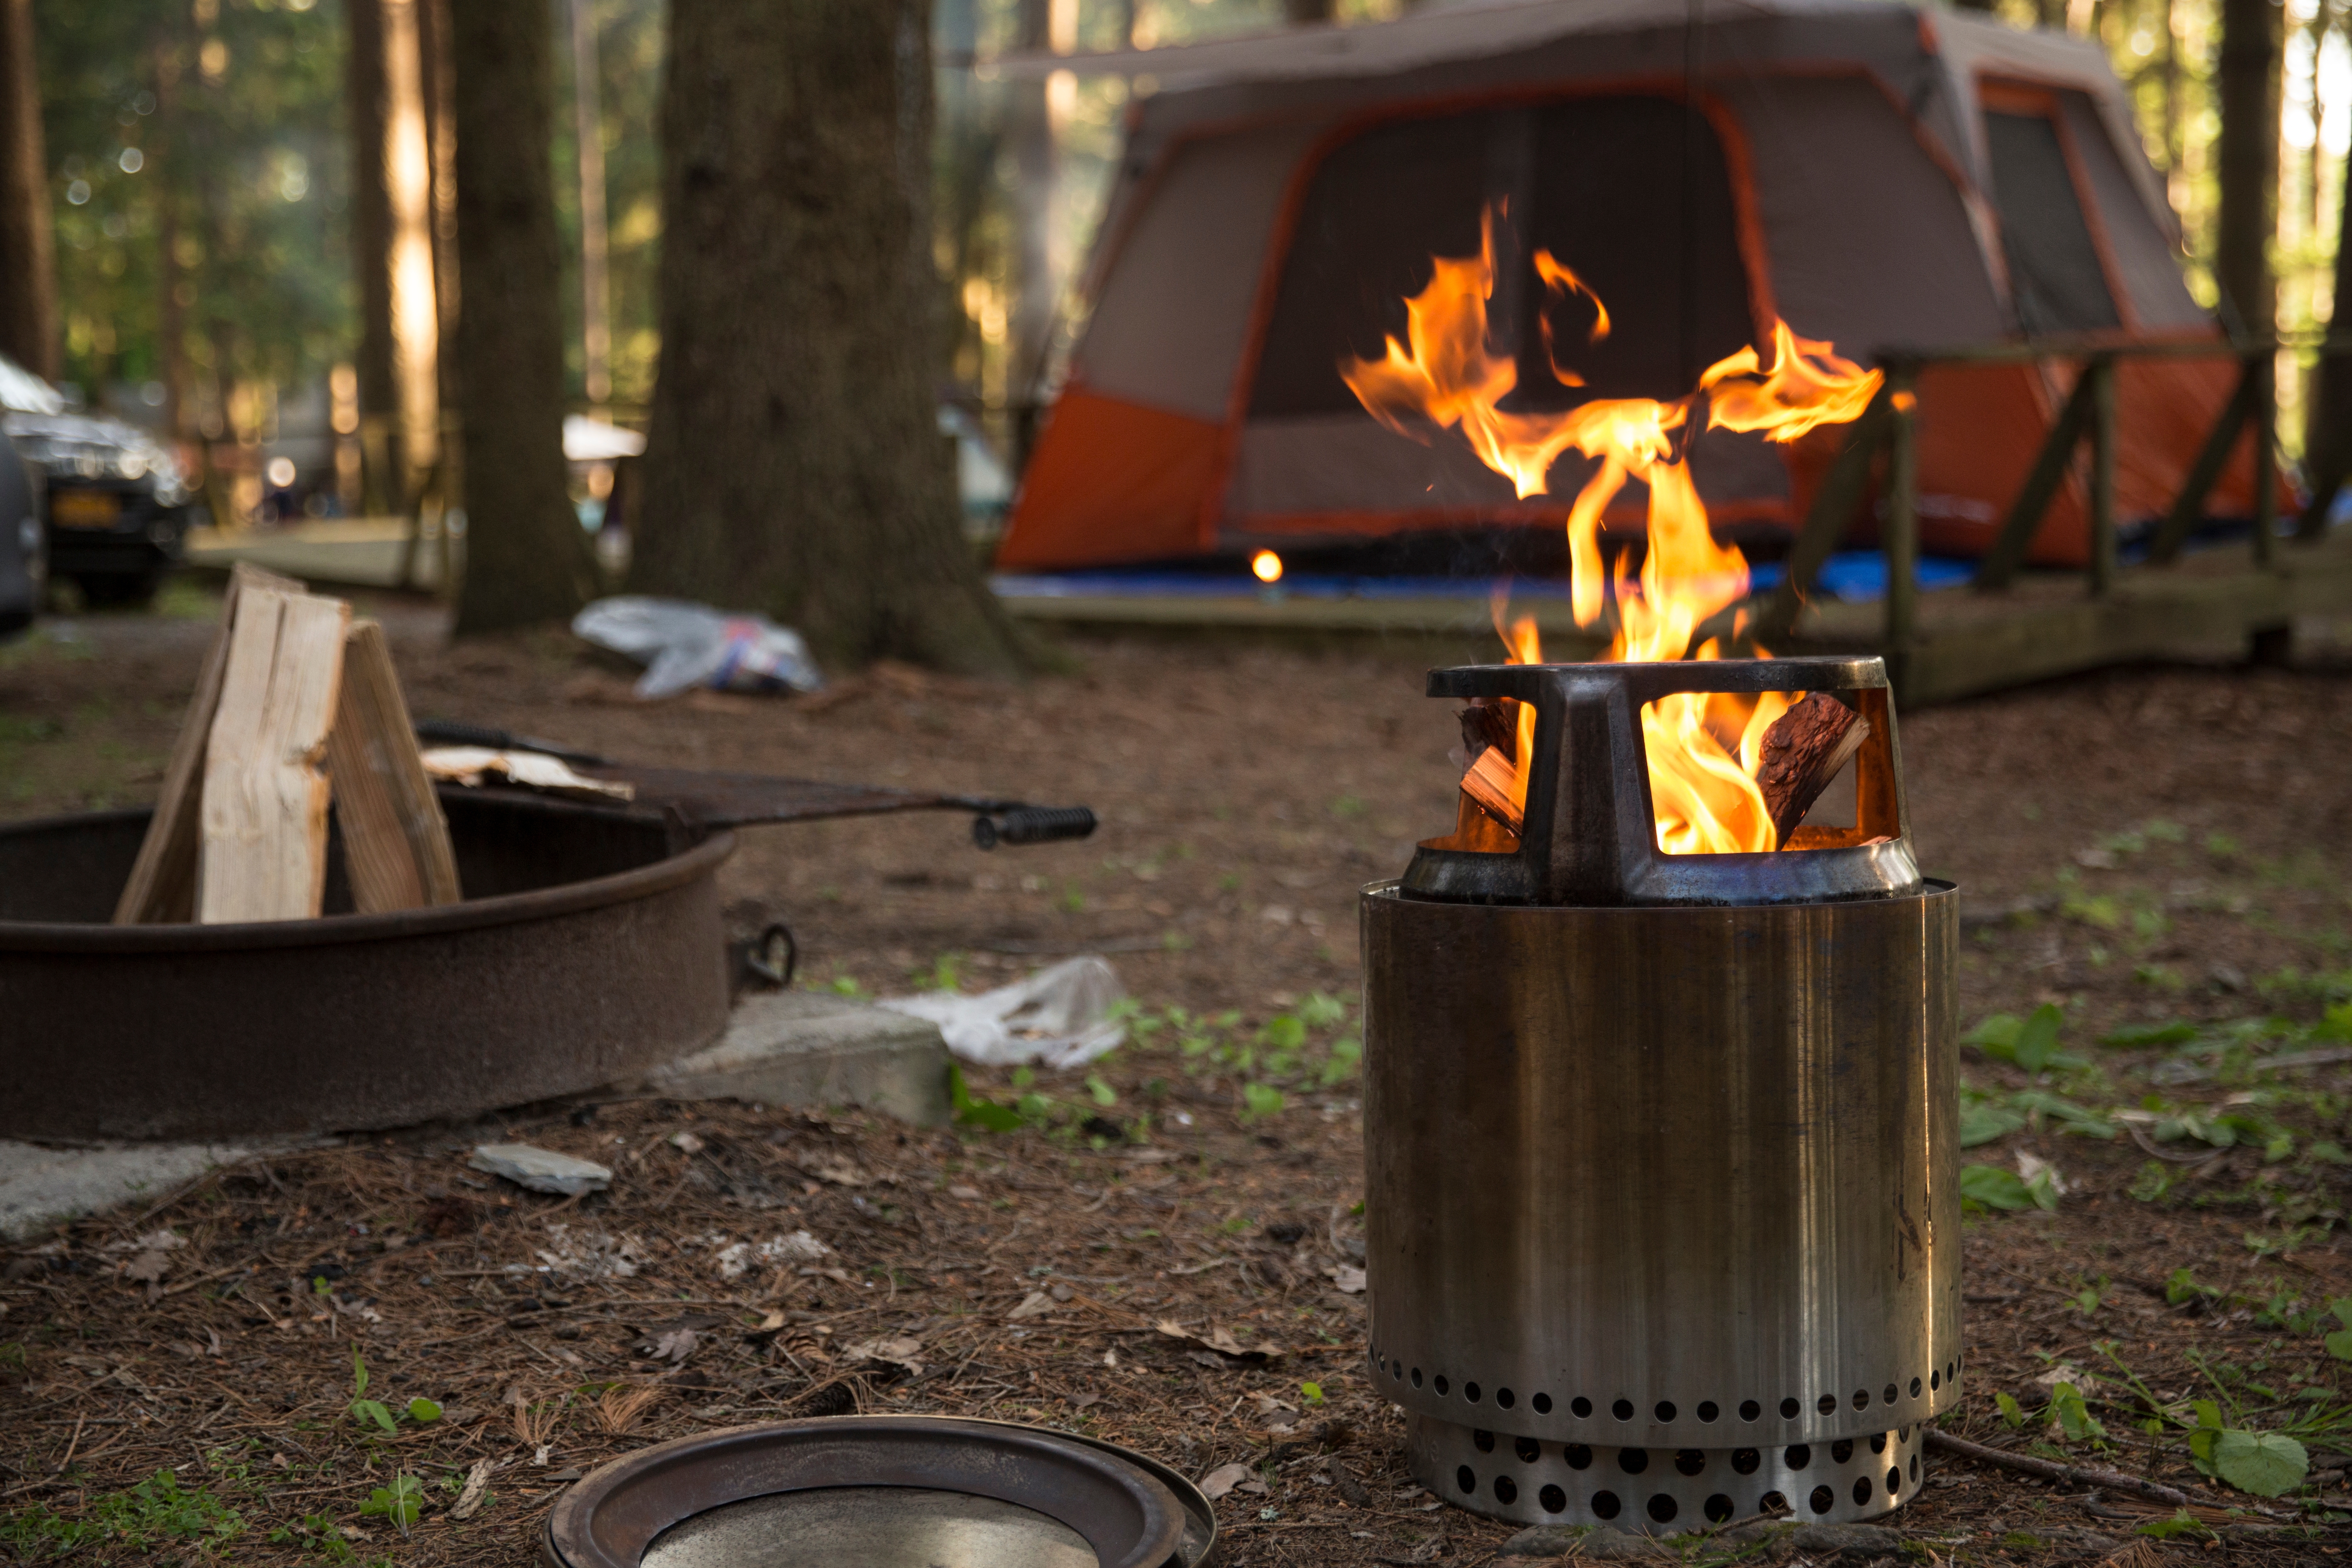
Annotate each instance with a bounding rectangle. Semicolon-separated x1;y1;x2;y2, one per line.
9;0;2350;518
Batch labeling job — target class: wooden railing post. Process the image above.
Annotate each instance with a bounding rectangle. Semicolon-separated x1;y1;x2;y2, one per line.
1975;361;2099;591
1883;371;1919;698
2087;356;2117;595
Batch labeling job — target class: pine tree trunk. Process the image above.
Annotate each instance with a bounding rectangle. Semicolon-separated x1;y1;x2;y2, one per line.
448;0;598;634
346;0;403;513
2215;0;2281;336
1006;0;1056;413
2301;145;2351;535
0;0;58;382
627;0;1028;677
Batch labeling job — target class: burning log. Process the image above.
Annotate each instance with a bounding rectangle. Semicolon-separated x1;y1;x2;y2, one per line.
1458;748;1523;833
1757;692;1871;847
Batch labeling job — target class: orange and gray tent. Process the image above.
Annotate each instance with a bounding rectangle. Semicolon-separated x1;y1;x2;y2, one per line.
995;0;2265;573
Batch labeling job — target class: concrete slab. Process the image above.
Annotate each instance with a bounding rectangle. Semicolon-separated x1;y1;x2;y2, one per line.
0;1140;258;1242
641;991;952;1127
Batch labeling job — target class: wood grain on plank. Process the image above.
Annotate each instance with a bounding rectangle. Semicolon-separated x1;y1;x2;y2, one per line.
196;587;350;923
112;562;305;924
325;619;460;913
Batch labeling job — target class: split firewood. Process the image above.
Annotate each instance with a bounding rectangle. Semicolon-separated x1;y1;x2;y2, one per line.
113;562;304;923
197;585;351;923
1456;701;1514;762
1757;692;1870;847
326;620;462;913
1458;747;1524;833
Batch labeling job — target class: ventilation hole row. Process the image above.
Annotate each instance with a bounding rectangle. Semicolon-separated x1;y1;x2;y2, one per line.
1369;1346;1962;1423
1473;1432;1912;1478
1453;1461;1914;1518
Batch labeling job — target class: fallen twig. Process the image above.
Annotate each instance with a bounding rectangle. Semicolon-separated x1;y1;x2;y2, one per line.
1924;1428;2194;1508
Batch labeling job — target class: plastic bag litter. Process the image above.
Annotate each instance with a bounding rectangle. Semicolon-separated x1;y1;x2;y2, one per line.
571;596;824;700
878;956;1127;1069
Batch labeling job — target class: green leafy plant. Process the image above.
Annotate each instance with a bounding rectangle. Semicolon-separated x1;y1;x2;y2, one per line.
347;1351;441;1434
1996;1392;2026;1429
1960;1163;2057;1213
1240;1083;1286;1120
349;1351;396;1434
1300;1381;1325;1406
2324;1299;2352;1363
359;1473;424;1533
269;1511;356;1564
948;1063;1022;1133
2048;1381;2106;1442
1968;1003;2071;1074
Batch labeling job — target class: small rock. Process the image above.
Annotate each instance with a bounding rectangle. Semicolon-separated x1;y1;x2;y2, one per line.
1200;1461;1251;1500
468;1143;612;1197
1577;1526;1663;1560
1791;1522;1905;1560
2209;961;2248;993
1497;1523;1588;1558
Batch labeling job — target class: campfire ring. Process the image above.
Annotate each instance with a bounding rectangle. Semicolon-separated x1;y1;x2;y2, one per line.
0;791;732;1141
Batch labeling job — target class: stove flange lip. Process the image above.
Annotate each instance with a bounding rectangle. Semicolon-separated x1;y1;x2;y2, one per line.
540;1414;1199;1568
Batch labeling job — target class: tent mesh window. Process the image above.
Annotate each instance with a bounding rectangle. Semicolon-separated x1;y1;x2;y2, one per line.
1982;110;2121;334
1247;95;1757;419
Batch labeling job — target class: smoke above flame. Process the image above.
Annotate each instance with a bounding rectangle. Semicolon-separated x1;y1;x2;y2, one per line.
1340;204;1881;854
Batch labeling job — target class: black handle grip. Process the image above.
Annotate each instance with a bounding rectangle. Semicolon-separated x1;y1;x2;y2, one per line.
972;806;1098;850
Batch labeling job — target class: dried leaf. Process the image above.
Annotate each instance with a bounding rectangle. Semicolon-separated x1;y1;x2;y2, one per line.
1324;1264;1366;1294
1200;1462;1251;1499
651;1328;699;1364
1007;1290;1055;1323
839;1336;925;1376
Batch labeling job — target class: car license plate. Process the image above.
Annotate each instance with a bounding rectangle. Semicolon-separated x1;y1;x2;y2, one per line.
50;489;121;529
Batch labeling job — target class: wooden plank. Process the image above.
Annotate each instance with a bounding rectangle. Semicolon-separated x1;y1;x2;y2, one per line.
1973;368;2098;591
112;562;306;924
325;619;461;913
2147;362;2255;565
196;587;351;923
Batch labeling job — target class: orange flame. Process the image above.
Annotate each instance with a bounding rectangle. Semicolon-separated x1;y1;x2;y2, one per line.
1342;204;1881;854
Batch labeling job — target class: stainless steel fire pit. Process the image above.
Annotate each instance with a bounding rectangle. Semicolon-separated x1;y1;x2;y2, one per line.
1362;656;1959;1533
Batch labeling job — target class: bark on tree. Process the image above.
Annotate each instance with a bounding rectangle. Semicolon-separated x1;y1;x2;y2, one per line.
345;0;402;513
448;0;598;634
0;0;58;381
2301;143;2352;536
1284;0;1336;20
628;0;1029;677
1006;0;1056;410
2214;0;2282;336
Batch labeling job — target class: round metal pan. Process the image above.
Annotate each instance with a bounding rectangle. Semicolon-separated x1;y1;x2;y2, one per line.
542;1416;1201;1568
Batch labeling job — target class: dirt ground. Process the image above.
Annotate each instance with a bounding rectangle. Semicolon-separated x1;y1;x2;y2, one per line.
4;579;2352;1565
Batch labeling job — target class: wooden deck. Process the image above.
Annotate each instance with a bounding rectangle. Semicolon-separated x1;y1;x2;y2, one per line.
1002;531;2352;706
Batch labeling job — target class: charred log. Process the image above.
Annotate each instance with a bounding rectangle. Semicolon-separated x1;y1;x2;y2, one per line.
1757;692;1870;846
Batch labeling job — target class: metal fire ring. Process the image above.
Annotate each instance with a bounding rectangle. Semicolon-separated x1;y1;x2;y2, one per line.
0;791;734;1141
542;1416;1210;1568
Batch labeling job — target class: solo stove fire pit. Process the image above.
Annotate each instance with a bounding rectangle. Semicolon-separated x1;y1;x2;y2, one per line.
1363;655;1958;1533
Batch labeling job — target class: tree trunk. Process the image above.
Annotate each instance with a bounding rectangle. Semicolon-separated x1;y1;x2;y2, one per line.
567;0;611;410
2214;0;2281;336
346;0;403;513
0;0;58;382
1284;0;1336;22
449;0;598;634
628;0;1029;677
2300;136;2351;536
1006;0;1056;413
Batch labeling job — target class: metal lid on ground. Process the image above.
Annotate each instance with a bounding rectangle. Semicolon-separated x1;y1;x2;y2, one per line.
542;1416;1215;1568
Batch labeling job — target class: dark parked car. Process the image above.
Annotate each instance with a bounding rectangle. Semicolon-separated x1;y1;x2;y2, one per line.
0;355;193;607
0;421;37;638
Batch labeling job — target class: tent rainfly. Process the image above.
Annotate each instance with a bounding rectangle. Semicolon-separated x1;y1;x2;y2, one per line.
994;0;2269;575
